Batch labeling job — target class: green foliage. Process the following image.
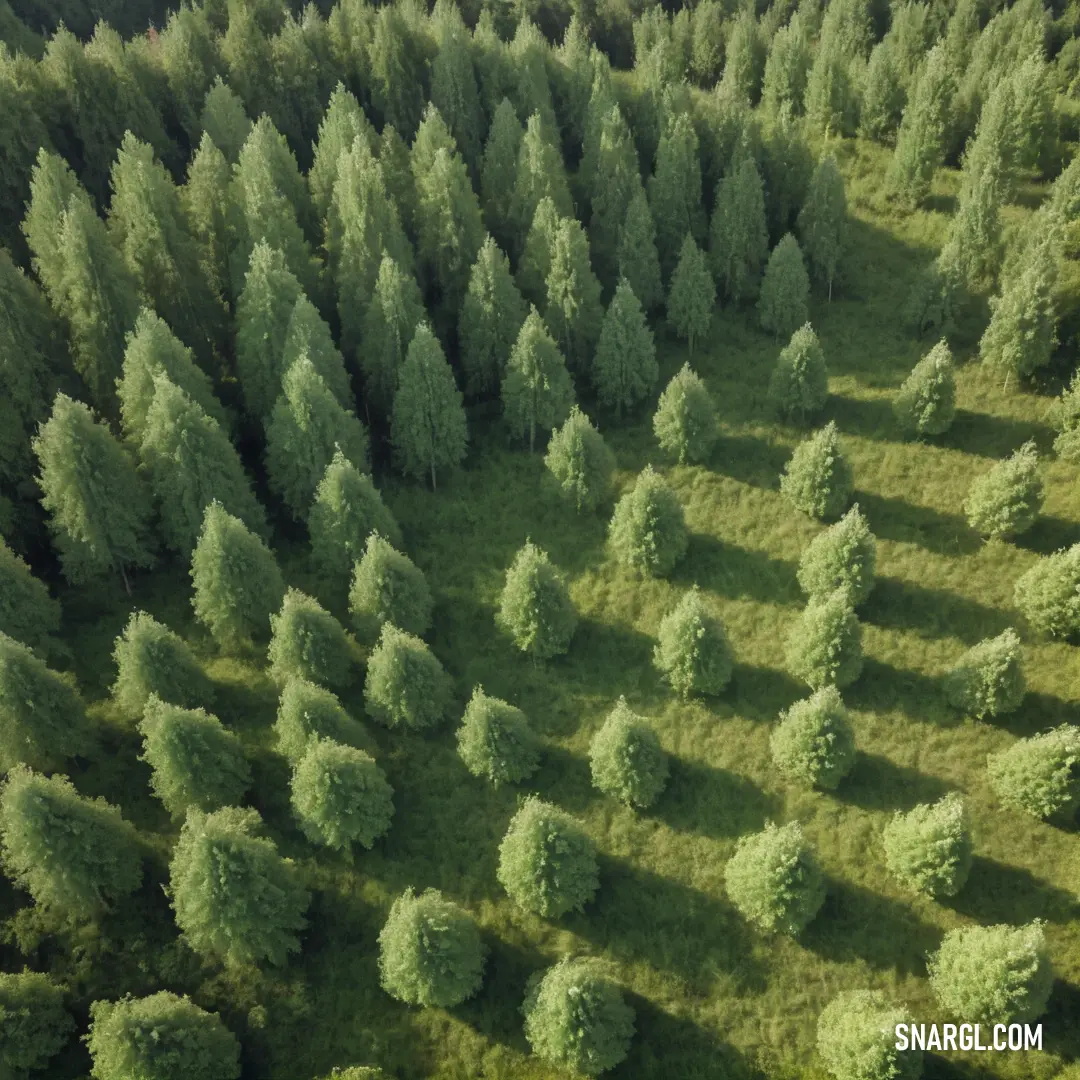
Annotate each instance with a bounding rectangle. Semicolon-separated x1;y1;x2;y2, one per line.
666;234;715;355
652;587;733;697
964;441;1043;540
510;113;574;256
113;611;211;718
944;629;1025;719
725;821;825;935
0;971;73;1078
349;533;432;640
617;187;663;313
497;540;577;660
364;623;452;731
0;537;60;653
797;155;846;300
138;695;251;822
456;686;540;788
882;792;973;899
274;676;369;763
169;806;309;967
281;295;352;412
544;407;615;512
0;766;142;920
936;158;1004;293
589;697;669;808
987;726;1080;821
859;42;906;144
480;99;523;255
758;234;810;340
309;84;375;222
647;112;704;279
928;922;1053;1025
200;77;251;164
522;959;634;1075
502;308;575;451
517;196;561;308
903;259;958;339
268;589;357;692
785;588;864;690
797;505;877;606
378;888;485;1007
780;422;853;520
653;363;716;464
816;990;922;1080
589;104;643;288
710;156;768;304
894;339;956;436
1014;544;1080;639
804;31;857;138
769;323;828;425
770;686;856;790
609;465;687;577
761;14;811;117
87;991;240;1080
592;280;657;419
290;737;393;851
182;134;233;309
1052;370;1080;462
496;797;599;916
544;216;604;372
719;9;765;103
888;44;954;205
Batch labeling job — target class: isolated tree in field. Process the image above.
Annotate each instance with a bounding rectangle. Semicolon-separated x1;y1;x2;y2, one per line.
309;453;402;590
964;442;1043;540
497;541;577;659
364;623;452;730
138;696;251;821
0;971;73;1079
786;588;864;690
1053;372;1080;462
589;105;643;287
502;309;575;451
456;686;540;787
594;281;657;417
929;922;1052;1025
0;539;61;653
544;217;605;372
480;99;524;253
648;112;704;278
798;156;846;301
771;686;856;790
459;237;528;397
0;766;142;920
710;156;768;304
780;422;853;520
349;533;432;640
653;364;717;464
817;991;922;1080
169;806;309;967
589;697;669;808
759;234;810;340
894;340;956;437
291;738;393;852
269;589;357;692
769;323;828;424
0;632;91;774
945;629;1025;719
883;793;973;898
113;611;211;718
653;587;734;697
281;296;352;411
497;797;598;916
797;505;876;606
887;45;954;205
667;235;715;354
987;726;1080;820
34;394;154;587
309;84;375;221
523;959;635;1075
391;325;468;490
618;188;663;313
609;466;688;577
1014;545;1080;639
200;77;251;164
379;888;485;1007
87;991;241;1080
544;407;616;512
725;821;825;935
274;676;370;763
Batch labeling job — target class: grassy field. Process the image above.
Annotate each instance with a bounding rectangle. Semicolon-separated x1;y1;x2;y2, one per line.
10;138;1080;1080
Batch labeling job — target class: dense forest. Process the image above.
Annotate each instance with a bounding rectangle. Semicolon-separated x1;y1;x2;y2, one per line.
0;0;1079;1076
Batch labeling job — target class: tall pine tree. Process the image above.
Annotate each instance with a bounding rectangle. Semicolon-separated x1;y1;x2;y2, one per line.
593;281;658;417
502;309;576;451
710;155;769;304
544;217;604;371
647;111;705;280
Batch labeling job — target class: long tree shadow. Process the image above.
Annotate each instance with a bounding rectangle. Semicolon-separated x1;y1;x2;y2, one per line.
529;743;597;815
827;393;902;443
833;752;953;812
1008;691;1080;737
562;616;668;706
1014;514;1078;557
855;491;981;556
846;658;953;726
711;431;790;490
1042;980;1080;1062
672;533;801;605
864;576;1014;644
731;663;807;722
944;407;1058;461
947;856;1080;926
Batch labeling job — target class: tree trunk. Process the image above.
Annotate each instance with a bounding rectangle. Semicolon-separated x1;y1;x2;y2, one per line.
431;460;437;492
529;420;535;454
119;563;132;597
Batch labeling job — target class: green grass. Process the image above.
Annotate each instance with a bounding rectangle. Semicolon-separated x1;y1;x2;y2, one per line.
12;140;1080;1080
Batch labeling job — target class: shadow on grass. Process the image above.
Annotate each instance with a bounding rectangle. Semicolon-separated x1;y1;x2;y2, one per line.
847;658;952;726
864;576;1014;644
835;752;952;812
1043;980;1080;1062
1014;514;1078;557
855;491;981;556
673;533;801;605
947;856;1080;926
989;689;1080;739
827;394;901;443
731;663;807;721
711;431;790;491
562;616;667;707
945;407;1058;462
531;743;598;815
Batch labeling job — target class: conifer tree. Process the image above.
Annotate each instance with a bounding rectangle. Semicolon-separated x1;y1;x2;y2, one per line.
113;610;212;718
964;442;1043;541
617;188;663;314
0;537;61;653
759;234;810;340
648;112;705;279
988;725;1080;820
804;29;856;137
268;589;357;692
274;676;370;763
502;308;576;452
517;197;562;309
430;15;484;178
34;394;154;587
364;623;452;730
817;991;922;1080
509;20;559;139
182;133;234;308
798;505;876;606
883;792;973;899
761;13;811;117
544;407;616;512
309;84;376;223
23;150;80;298
1014;544;1080;640
456;686;541;787
281;295;353;411
719;9;765;104
593;281;657;417
667;235;715;354
780;422;853;520
391;324;468;490
710;156;769;305
140;376;266;556
510;113;574;256
786;588;864;689
798;155;847;301
480;99;524;254
0;971;73;1079
367;4;427;137
589;697;669;808
894;340;956;436
653;364;717;464
349;533;433;640
544;217;605;373
652;586;734;696
769;323;828;424
859;40;905;144
1052;371;1080;462
589;105;643;288
200;77;252;164
945;629;1025;720
379;124;417;240
937;157;1004;293
497;540;578;660
609;465;687;577
771;685;856;790
903;258;959;339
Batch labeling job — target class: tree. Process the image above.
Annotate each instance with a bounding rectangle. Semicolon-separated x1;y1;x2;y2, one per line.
502;309;575;452
929;922;1052;1025
987;726;1080;820
544;216;604;372
430;18;484;178
804;31;856;138
786;589;864;690
169;806;309;967
761;14;811;117
1052;371;1080;462
349;533;432;640
0;537;61;653
780;422;853;520
366;5;426;137
797;505;876;606
34;394;154;588
589;697;669;808
770;686;856;790
710;156;768;305
139;376;267;557
456;686;540;787
725;821;825;935
769;323;828;424
113;611;212;718
945;629;1025;720
496;541;577;660
0;766;142;921
0;971;73;1079
666;235;715;354
309;453;403;591
817;991;922;1080
480;99;524;254
274;676;370;763
609;465;687;577
199;77;251;164
592;280;657;419
903;258;959;339
894;340;956;436
378;888;485;1007
652;364;717;464
281;295;353;411
496;797;598;916
883;793;973;898
268;589;357;692
964;442;1043;540
87;992;240;1080
517;197;562;308
522;959;635;1075
182;134;234;308
291;737;393;851
364;623;452;731
759;234;810;340
937;158;1004;293
544;407;615;512
310;84;376;222
652;587;733;696
589;105;643;288
719;9;765;103
391;324;468;490
647;112;704;279
798;155;846;300
859;41;906;145
1014;545;1080;639
617;188;663;314
510;113;574;256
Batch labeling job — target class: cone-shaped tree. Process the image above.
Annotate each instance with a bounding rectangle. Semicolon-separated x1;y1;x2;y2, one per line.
883;792;973;899
759;234;810;340
609;465;688;577
894;339;956;436
510;113;574;256
667;234;715;355
517;196;561;308
480;99;524;253
987;725;1080;820
589;105;643;288
797;505;876;606
859;37;906;144
364;623;452;730
268;589;357;692
617;188;663;314
653;364;717;464
589;697;669;808
281;295;353;411
169;806;309;966
544;216;604;372
817;991;922;1080
182;134;233;307
710;156;768;304
903;258;958;339
653;587;734;696
1052;370;1080;462
945;629;1025;719
780;422;853;520
23;150;80;306
502;308;575;452
0;537;61;652
785;588;864;690
274;676;370;763
797;155;847;301
200;77;251;164
113;611;212;718
936;157;1004;294
310;84;376;222
1014;544;1080;639
964;441;1043;540
592;281;657;419
769;323;828;424
770;686;856;790
0;971;73;1079
544;407;616;512
349;533;432;640
456;686;540;787
648;112;705;279
497;540;577;659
